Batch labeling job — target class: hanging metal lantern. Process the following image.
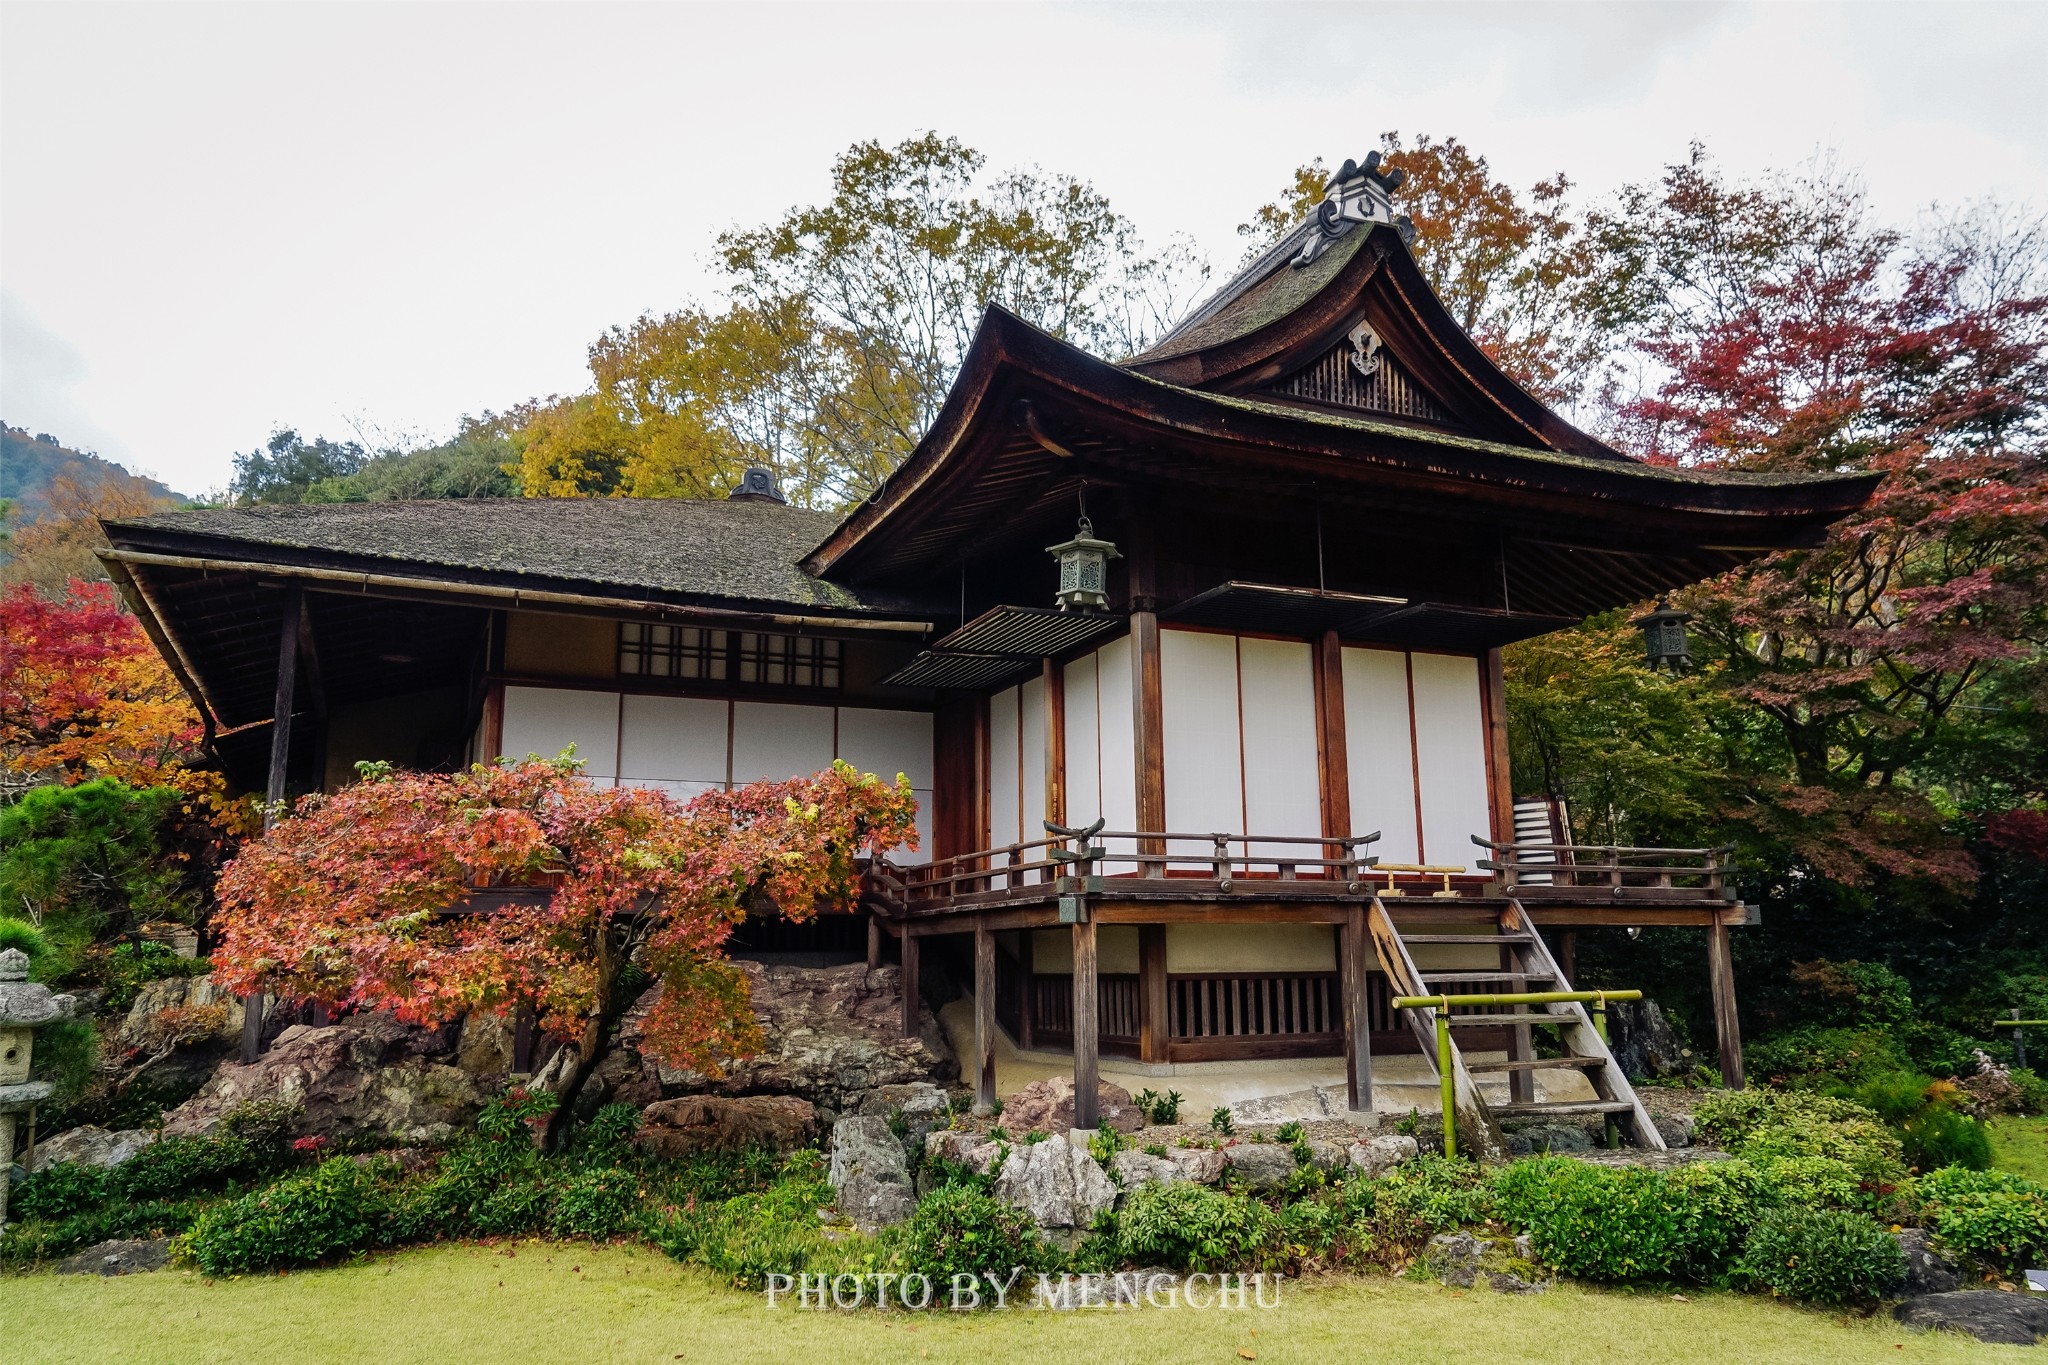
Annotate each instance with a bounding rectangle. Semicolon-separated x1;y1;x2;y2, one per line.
1045;515;1120;613
1632;599;1692;672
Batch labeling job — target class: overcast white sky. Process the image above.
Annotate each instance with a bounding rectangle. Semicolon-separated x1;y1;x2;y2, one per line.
4;1;2045;496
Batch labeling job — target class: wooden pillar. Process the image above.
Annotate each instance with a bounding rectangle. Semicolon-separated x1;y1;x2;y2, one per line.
866;914;881;971
1043;658;1066;829
974;921;997;1114
1314;630;1352;848
1072;918;1099;1129
1480;648;1515;844
245;582;303;1064
1130;610;1165;858
1342;905;1373;1113
1557;929;1577;985
1504;938;1535;1103
1138;925;1168;1063
1707;920;1746;1089
899;931;921;1039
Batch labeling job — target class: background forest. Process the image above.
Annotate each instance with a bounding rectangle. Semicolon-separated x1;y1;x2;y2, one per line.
3;129;2043;1106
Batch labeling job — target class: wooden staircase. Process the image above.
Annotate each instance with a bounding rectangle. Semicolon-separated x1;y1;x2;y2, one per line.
1365;896;1665;1159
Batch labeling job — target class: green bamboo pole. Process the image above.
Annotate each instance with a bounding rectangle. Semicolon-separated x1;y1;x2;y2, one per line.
1390;990;1643;1011
1437;1011;1456;1161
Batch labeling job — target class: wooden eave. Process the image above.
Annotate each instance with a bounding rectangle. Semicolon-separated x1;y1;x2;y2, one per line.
801;306;1882;600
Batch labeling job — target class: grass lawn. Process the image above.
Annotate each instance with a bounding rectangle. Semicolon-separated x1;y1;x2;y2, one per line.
7;1241;2021;1365
1987;1115;2048;1184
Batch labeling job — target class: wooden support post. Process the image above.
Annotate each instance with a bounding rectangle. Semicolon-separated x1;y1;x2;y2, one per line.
1044;658;1066;829
866;914;882;971
1504;936;1535;1103
1481;648;1515;845
899;932;921;1039
1138;924;1168;1064
974;922;998;1114
1558;929;1577;985
244;582;303;1064
1072;918;1099;1130
1707;920;1745;1089
1342;905;1373;1113
1314;630;1352;857
1130;610;1165;871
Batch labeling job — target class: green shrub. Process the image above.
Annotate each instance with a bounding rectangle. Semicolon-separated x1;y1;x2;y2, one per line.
1360;1155;1492;1251
1274;1191;1354;1263
0;916;51;961
1898;1023;1982;1080
1751;1155;1869;1213
11;1161;110;1222
1898;1106;1992;1173
183;1157;397;1275
550;1166;640;1240
572;1102;643;1167
1664;1158;1779;1277
113;1125;288;1203
1694;1090;1906;1192
1746;1028;1911;1088
655;1156;866;1289
1133;1089;1182;1125
1844;1072;1938;1125
1735;1206;1902;1305
894;1184;1055;1287
1917;1166;2048;1272
2007;1068;2048;1116
2;1198;201;1268
1111;1182;1278;1271
1492;1156;1775;1282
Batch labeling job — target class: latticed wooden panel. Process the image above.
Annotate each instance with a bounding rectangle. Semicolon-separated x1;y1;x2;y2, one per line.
1270;344;1448;424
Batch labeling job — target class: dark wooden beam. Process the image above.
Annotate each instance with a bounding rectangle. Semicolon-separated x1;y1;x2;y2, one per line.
1482;648;1514;844
974;921;998;1114
1707;920;1746;1089
1342;904;1372;1112
899;932;921;1039
1130;611;1166;861
1138;924;1168;1064
1072;918;1099;1129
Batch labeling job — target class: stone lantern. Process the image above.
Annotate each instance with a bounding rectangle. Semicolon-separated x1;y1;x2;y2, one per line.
1632;598;1692;672
0;947;64;1226
1045;515;1120;613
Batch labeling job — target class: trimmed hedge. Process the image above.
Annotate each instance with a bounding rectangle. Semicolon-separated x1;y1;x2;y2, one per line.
1736;1206;1903;1306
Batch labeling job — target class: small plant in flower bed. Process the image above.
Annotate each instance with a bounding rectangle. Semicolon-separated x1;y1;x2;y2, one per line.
1734;1206;1904;1307
1104;1181;1279;1272
1694;1090;1907;1194
891;1183;1057;1288
184;1156;404;1275
1915;1166;2048;1273
645;1150;875;1289
1351;1155;1492;1259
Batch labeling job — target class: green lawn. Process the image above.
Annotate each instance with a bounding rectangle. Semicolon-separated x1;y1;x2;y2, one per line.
7;1241;2022;1365
1988;1115;2048;1184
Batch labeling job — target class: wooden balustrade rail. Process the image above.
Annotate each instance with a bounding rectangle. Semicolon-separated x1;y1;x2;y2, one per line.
1472;835;1735;901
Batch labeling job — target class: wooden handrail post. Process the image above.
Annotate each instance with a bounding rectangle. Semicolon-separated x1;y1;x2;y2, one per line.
973;922;997;1114
1212;834;1231;888
1072;918;1099;1129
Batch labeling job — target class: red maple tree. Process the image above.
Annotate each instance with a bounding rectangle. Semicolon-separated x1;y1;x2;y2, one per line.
211;755;918;1134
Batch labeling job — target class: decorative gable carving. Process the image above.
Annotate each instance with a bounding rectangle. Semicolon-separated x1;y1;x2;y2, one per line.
1265;323;1449;424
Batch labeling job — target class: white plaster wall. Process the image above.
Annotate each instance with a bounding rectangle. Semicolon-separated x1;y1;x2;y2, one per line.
731;701;835;784
1237;637;1322;857
619;694;729;793
989;684;1022;848
1063;651;1103;827
1409;652;1491;869
1020;674;1048;845
1341;647;1419;864
1165;924;1337;974
1095;636;1138;869
1160;628;1243;847
837;706;935;865
500;686;620;780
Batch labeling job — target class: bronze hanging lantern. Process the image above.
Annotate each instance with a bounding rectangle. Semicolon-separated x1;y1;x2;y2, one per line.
1045;513;1119;613
1632;599;1692;672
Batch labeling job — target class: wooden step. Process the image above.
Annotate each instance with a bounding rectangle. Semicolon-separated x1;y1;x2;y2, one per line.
1492;1100;1635;1118
1399;932;1534;945
1417;971;1557;985
1464;1057;1604;1073
1440;1012;1576;1027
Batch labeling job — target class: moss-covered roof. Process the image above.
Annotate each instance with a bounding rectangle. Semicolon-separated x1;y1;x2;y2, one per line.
1128;218;1368;364
106;498;927;615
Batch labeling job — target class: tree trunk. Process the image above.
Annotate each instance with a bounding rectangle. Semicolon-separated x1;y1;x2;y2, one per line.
537;1013;608;1151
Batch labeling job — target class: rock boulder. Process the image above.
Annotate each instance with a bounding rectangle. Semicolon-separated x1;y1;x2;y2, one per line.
1895;1291;2048;1346
923;1129;1004;1177
1346;1133;1419;1175
607;963;954;1116
1221;1141;1297;1191
1607;998;1689;1081
994;1138;1118;1233
26;1125;157;1174
856;1082;952;1159
160;1012;490;1145
118;974;244;1051
635;1095;819;1157
1109;1149;1185;1191
999;1077;1141;1136
828;1115;915;1229
1894;1229;1963;1297
1167;1146;1227;1184
55;1237;171;1276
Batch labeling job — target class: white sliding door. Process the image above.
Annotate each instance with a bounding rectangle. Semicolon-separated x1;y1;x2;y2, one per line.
1341;647;1418;864
1092;636;1138;870
1409;652;1492;869
500;686;620;780
619;694;728;799
1062;651;1103;829
1159;628;1243;840
1238;637;1321;857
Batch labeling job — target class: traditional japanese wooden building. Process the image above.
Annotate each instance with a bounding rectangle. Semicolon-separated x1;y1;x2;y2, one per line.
100;156;1879;1154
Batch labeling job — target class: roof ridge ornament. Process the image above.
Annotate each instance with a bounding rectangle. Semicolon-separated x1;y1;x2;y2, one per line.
1292;152;1418;269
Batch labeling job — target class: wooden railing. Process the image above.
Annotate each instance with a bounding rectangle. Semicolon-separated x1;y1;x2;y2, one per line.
878;827;1386;912
1474;836;1735;901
